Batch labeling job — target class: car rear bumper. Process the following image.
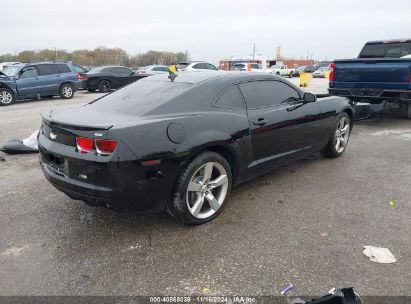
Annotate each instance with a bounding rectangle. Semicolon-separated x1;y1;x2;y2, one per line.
329;87;411;103
38;133;175;212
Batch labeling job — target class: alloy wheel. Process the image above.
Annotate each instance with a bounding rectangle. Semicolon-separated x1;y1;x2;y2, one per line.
62;86;73;98
186;162;229;219
0;91;13;105
335;116;350;153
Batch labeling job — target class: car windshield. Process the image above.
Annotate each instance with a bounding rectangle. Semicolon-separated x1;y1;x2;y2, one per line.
90;79;194;116
2;66;22;77
359;42;411;58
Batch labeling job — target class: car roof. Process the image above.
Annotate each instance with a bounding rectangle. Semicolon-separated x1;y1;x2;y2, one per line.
141;71;282;85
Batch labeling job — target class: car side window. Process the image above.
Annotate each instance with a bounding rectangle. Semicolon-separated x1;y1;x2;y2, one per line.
192;63;205;69
239;81;301;108
215;85;246;109
19;66;38;78
37;64;57;76
56;64;71;74
204;63;217;70
160;67;169;72
112;67;132;76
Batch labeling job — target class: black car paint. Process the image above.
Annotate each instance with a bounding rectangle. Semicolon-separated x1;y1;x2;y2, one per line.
39;72;354;212
85;66;147;91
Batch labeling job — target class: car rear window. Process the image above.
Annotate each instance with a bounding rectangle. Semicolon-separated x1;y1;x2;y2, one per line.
90;80;193;115
359;42;411;58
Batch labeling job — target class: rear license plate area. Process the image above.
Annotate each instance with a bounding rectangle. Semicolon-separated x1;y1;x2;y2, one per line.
47;153;69;175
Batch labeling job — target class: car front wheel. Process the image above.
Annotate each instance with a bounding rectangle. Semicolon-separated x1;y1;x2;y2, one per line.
321;112;352;158
0;88;15;106
168;152;232;225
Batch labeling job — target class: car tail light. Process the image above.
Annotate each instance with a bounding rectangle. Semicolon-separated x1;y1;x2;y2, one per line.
139;70;146;74
76;137;93;153
95;139;118;155
77;73;88;81
329;63;335;81
409;73;411;83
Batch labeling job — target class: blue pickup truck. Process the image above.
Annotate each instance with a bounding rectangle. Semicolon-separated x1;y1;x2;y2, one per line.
329;39;411;118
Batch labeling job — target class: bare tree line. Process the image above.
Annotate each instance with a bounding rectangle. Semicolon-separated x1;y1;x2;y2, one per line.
0;47;190;68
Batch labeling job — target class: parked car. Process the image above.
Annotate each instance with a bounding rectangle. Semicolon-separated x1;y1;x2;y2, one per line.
313;66;331;78
0;62;22;71
266;65;295;77
85;66;145;93
73;65;90;89
133;65;169;76
0;62;82;106
329;39;411;117
39;71;354;225
230;62;263;72
178;62;218;72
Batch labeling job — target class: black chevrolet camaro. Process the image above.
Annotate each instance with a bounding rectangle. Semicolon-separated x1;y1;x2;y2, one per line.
39;72;354;225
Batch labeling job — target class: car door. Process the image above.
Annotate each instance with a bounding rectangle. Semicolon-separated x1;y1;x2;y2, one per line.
110;67;133;88
239;80;322;167
15;66;39;98
36;64;59;94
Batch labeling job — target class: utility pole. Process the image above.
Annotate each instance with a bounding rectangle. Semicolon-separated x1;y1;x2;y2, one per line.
252;43;256;61
55;47;58;61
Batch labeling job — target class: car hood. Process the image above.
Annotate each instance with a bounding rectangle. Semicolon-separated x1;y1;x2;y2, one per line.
0;71;13;80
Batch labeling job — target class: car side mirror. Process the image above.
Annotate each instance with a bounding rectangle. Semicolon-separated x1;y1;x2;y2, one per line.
303;92;316;103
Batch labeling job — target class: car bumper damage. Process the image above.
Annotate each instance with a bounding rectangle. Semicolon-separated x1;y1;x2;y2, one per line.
38;132;178;212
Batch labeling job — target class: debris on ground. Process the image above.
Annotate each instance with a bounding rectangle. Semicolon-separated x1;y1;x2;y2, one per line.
389;201;395;206
363;246;397;263
280;283;293;295
0;154;5;161
0;130;39;154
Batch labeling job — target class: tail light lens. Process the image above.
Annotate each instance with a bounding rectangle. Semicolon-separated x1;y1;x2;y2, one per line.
76;137;93;153
409;73;411;83
77;73;88;81
95;139;118;155
329;63;335;81
139;70;146;74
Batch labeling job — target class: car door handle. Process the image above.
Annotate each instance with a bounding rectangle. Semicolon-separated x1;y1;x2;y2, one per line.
253;118;268;126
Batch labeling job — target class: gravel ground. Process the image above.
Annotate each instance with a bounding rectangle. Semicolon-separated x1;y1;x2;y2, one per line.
0;78;410;297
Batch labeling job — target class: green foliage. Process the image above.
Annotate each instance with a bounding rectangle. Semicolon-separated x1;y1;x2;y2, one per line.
0;47;190;68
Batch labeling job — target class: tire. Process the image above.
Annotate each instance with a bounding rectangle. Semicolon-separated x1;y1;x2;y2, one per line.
168;152;232;225
59;83;74;99
276;72;280;76
289;72;293;78
87;88;96;92
98;80;111;93
0;88;15;106
321;112;352;158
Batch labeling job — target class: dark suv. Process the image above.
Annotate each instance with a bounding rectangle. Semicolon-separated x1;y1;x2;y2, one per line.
0;62;82;106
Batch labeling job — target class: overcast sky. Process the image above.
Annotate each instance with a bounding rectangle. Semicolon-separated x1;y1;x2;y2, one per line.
1;0;410;64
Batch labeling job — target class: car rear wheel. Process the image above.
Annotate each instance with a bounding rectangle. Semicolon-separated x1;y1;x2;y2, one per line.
59;84;74;99
168;152;232;225
0;88;15;106
321;112;351;158
98;80;111;93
